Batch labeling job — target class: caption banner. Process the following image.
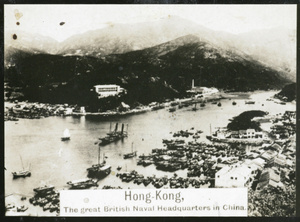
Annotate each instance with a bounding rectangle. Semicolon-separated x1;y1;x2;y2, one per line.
60;188;247;216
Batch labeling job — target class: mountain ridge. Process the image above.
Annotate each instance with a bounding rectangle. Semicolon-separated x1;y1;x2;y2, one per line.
4;34;292;107
5;16;296;81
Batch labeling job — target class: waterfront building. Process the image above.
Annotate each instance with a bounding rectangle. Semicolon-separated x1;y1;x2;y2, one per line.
256;168;284;190
251;158;266;170
215;163;255;188
80;107;86;114
269;143;282;151
93;84;125;99
212;127;230;139
63;107;73;115
211;127;268;140
246;129;256;138
273;155;286;168
230;131;239;138
186;79;219;97
238;130;247;138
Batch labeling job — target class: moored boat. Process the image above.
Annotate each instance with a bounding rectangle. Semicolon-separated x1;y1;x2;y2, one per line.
33;185;55;194
12;156;31;179
16;205;28;212
245;100;255;104
87;146;111;179
99;123;128;146
169;107;176;112
12;170;31;178
61;128;70;141
124;142;137;159
67;178;98;189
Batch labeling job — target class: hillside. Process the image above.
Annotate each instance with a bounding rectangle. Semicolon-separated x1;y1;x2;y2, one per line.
227;111;268;131
5;30;59;67
5;16;296;81
4;35;292;109
274;83;296;102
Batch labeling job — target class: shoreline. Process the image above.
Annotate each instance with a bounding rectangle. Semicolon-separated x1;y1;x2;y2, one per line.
5;90;277;120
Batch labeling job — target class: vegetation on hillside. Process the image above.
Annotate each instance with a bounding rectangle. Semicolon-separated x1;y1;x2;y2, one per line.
274;83;296;102
4;36;291;109
227;110;267;131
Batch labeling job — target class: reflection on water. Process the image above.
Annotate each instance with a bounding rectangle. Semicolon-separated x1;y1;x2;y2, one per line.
5;91;296;196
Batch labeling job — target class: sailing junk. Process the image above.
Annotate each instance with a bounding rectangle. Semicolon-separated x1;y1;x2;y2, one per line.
245;100;255;104
33;185;55;193
61;128;71;141
87;146;111;178
67;178;98;189
123;142;137;159
99;123;128;146
12;156;31;179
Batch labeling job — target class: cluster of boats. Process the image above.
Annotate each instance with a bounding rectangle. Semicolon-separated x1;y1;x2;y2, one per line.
102;185;122;189
5;203;28;213
29;185;59;213
166;97;227;112
116;170;214;189
134;134;248;179
113;134;250;189
173;129;203;138
151;103;165;111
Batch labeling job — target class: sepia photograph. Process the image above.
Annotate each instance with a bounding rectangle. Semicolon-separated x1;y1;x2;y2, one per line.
4;4;296;217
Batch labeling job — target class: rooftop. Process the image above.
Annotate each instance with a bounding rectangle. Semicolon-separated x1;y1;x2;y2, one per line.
216;163;252;178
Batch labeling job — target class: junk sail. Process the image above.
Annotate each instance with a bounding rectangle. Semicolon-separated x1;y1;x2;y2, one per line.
61;128;71;141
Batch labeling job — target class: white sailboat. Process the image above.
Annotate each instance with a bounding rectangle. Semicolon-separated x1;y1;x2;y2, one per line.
61;128;71;141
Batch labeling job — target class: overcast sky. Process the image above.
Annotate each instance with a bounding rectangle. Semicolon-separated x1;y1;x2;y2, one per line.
4;4;297;42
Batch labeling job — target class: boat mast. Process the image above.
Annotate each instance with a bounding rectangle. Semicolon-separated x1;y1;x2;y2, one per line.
20;156;24;170
131;142;134;153
98;146;100;165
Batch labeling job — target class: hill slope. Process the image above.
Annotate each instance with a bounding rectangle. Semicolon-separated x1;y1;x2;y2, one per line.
5;16;296;81
4;35;292;107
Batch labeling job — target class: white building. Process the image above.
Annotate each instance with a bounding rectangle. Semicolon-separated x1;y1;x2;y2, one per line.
215;163;255;188
63;108;73;116
93;84;125;99
246;129;256;138
186;79;219;97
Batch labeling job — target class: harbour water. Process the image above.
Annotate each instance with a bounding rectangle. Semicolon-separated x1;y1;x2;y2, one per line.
5;91;296;203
